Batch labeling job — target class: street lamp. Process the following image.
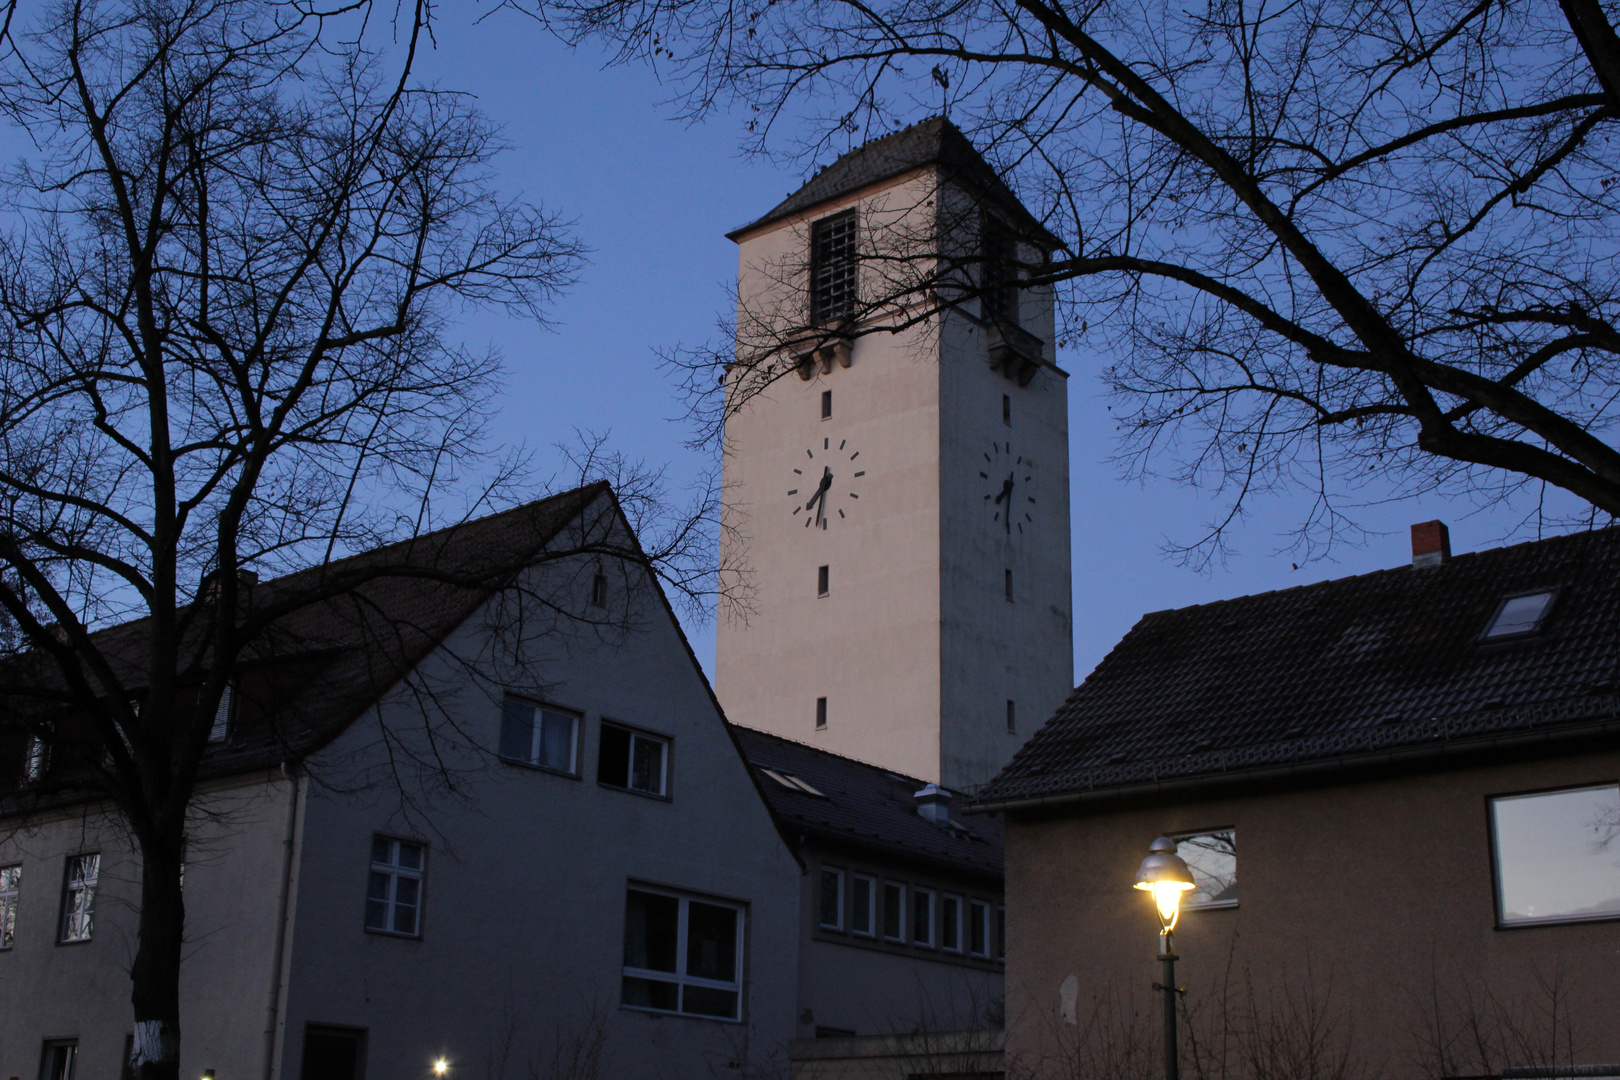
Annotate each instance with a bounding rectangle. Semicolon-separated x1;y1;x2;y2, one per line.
1134;836;1196;1080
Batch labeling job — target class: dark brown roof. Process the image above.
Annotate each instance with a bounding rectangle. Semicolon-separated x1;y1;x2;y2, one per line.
0;484;610;798
726;116;1059;247
974;527;1620;810
733;725;1002;881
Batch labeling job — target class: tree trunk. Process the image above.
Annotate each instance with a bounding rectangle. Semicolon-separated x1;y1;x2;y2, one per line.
129;830;186;1080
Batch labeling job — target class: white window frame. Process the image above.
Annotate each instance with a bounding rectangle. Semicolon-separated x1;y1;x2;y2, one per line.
969;899;991;958
0;863;19;949
24;734;47;784
1490;782;1620;926
818;866;845;931
940;893;963;953
881;881;907;943
851;874;876;937
209;681;234;743
622;885;746;1022
912;887;935;947
365;836;425;938
500;698;581;776
599;721;670;797
58;853;98;943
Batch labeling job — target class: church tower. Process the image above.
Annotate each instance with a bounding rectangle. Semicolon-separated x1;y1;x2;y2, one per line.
714;119;1073;790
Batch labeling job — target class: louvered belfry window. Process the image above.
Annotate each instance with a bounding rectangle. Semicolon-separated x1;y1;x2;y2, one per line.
810;211;858;325
981;216;1018;325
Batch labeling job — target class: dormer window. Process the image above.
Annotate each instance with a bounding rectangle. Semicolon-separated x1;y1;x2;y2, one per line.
810;211;858;325
1482;590;1556;641
759;767;826;797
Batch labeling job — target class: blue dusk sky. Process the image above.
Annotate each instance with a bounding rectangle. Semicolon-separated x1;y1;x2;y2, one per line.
418;14;1587;684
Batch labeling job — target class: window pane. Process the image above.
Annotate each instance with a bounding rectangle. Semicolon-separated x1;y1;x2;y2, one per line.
942;896;960;950
970;901;988;955
598;725;632;787
301;1029;364;1080
1486;592;1554;638
882;883;904;940
687;901;738;982
1177;831;1238;907
632;736;665;794
1493;785;1620;923
500;699;535;762
624;890;680;972
364;897;389;931
682;985;740;1019
540;710;576;773
853;878;872;934
392;902;418;936
370;836;391;864
819;870;842;928
623;976;680;1012
396;842;423;872
913;891;933;945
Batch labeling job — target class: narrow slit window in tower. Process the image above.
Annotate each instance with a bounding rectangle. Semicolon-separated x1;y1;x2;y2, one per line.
818;565;829;597
816;697;828;730
821;390;832;420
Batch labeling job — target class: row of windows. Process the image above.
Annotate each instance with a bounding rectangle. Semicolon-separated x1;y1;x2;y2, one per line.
817;866;1004;960
0;854;100;949
499;698;670;797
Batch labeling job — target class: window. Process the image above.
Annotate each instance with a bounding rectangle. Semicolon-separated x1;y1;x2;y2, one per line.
0;864;18;948
819;867;845;930
810;211;858;325
58;854;97;943
301;1025;367;1080
1173;830;1239;909
821;390;832;420
590;573;608;607
760;768;826;797
851;875;876;936
818;565;829;597
1006;700;1016;734
40;1041;77;1080
1004;569;1013;602
981;217;1017;325
1483;590;1556;640
1491;783;1620;925
815;697;827;731
1002;394;1011;426
598;723;669;796
941;894;962;952
24;733;47;784
500;699;580;775
969;900;990;957
209;682;234;743
365;837;424;937
912;888;935;947
882;882;906;942
622;887;745;1021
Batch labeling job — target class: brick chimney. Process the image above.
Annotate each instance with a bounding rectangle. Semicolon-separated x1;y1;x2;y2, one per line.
1411;520;1451;569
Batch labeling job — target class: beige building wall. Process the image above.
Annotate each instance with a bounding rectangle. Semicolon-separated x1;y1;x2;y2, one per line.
1001;751;1620;1078
716;167;1072;789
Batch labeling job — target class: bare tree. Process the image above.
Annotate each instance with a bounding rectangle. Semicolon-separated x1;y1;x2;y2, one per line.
0;0;616;1073
540;0;1620;561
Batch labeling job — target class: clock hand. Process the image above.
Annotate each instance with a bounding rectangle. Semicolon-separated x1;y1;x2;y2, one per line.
814;467;833;526
995;473;1014;533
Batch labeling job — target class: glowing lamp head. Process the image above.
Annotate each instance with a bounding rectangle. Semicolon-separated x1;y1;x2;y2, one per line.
1133;836;1196;932
433;1059;450;1077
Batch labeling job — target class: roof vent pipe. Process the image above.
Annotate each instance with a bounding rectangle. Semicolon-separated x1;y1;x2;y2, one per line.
1411;520;1451;569
914;783;951;825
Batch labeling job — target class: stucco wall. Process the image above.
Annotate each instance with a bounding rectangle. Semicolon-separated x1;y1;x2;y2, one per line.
1002;751;1620;1078
0;774;294;1078
274;532;803;1079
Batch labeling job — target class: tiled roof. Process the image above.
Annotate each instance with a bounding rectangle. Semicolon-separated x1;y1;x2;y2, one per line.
732;725;1003;880
726;116;1058;246
973;528;1620;809
0;484;609;799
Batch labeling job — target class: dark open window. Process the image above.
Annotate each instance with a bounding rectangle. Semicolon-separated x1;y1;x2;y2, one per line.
981;217;1018;325
810;211;858;324
301;1026;367;1080
598;722;669;796
821;389;832;419
40;1041;77;1080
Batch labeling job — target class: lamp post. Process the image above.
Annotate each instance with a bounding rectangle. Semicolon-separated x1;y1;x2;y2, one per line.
1134;837;1196;1080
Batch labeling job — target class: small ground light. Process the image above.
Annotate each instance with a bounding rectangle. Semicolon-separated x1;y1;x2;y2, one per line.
434;1059;450;1077
202;1072;215;1080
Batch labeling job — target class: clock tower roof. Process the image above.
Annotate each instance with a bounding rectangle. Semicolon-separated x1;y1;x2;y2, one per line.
726;115;1059;246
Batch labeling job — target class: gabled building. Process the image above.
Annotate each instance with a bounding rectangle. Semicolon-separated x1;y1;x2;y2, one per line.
0;485;804;1079
973;523;1620;1076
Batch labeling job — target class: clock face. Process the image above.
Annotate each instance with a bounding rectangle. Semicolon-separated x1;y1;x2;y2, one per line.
981;441;1035;535
789;436;865;530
